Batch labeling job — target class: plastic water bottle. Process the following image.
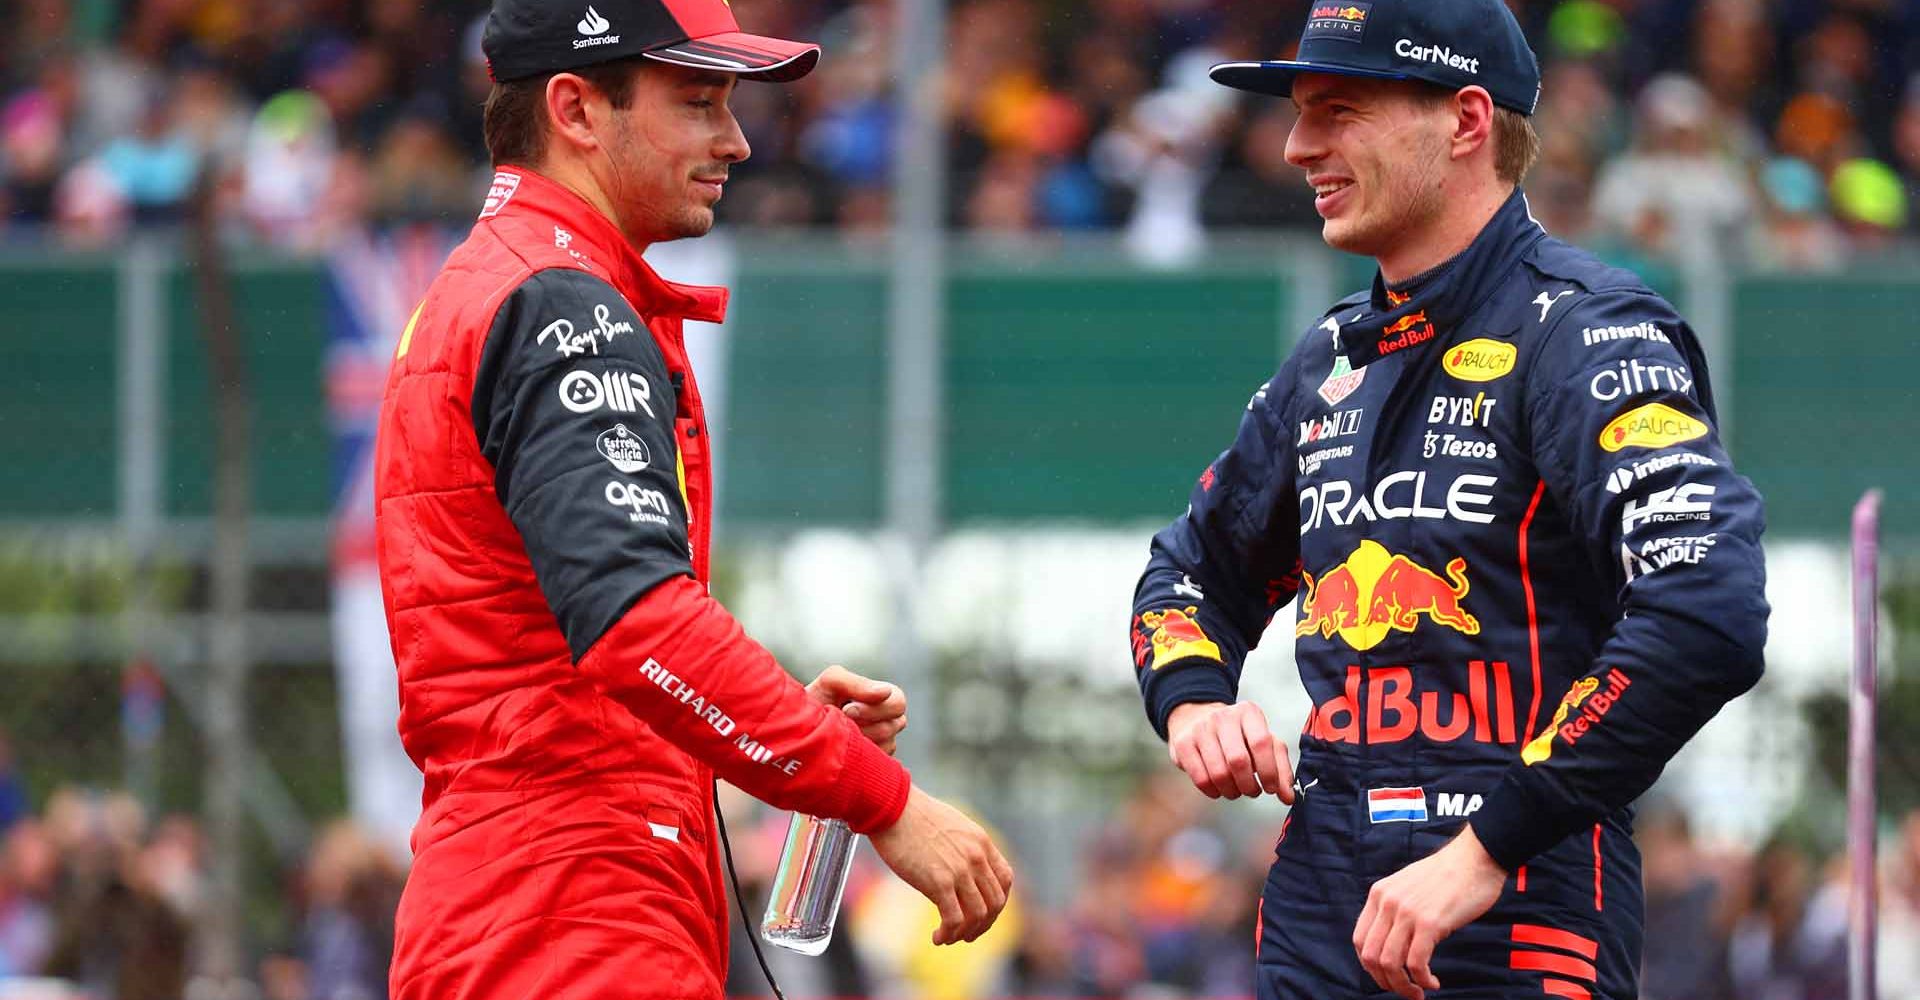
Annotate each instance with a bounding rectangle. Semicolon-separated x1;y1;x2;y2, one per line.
760;812;859;955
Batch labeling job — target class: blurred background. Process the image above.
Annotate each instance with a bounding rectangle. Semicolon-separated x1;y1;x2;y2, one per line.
0;0;1915;997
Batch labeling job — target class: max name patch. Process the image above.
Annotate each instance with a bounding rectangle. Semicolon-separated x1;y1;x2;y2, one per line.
1304;3;1371;43
1600;402;1707;452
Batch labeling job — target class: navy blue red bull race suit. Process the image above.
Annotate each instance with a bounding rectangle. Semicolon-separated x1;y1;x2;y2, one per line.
1131;191;1769;999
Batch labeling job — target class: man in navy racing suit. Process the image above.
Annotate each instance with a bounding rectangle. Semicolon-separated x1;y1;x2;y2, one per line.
1129;2;1769;998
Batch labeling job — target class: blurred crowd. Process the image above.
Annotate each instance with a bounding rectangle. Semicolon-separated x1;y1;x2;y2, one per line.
1;0;1919;270
10;750;1920;999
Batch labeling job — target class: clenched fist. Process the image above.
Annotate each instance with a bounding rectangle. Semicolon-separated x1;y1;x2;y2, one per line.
1165;701;1295;802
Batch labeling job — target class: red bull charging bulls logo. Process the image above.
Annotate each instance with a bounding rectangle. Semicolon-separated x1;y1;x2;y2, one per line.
1136;606;1223;671
1295;540;1480;651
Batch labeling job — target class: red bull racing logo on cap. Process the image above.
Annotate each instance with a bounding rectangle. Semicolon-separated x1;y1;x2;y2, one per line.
1295;540;1480;651
1134;606;1223;671
1305;2;1372;42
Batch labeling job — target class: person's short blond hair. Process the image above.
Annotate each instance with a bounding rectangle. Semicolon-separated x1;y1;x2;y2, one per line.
1412;88;1540;184
1493;107;1541;185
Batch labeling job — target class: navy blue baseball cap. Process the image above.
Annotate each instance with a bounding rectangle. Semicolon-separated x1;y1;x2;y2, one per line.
1210;0;1540;115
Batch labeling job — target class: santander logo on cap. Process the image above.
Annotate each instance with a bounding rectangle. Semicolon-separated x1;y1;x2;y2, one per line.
574;5;621;48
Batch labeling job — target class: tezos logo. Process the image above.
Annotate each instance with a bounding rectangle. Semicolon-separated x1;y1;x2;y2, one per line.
575;5;621;48
597;424;652;473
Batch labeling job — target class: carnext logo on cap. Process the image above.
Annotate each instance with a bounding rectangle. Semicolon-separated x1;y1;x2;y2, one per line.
1396;39;1481;74
1303;3;1371;44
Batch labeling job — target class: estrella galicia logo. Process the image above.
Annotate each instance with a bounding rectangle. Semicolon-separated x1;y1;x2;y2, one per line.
1304;2;1371;43
597;424;652;474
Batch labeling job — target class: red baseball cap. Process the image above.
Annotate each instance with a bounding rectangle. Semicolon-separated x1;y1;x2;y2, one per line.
483;0;821;84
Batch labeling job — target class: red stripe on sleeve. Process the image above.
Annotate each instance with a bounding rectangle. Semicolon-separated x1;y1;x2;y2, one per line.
1510;923;1600;960
1542;978;1592;1000
1510;950;1597;982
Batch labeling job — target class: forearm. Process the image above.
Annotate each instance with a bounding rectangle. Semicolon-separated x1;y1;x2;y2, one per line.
579;575;911;834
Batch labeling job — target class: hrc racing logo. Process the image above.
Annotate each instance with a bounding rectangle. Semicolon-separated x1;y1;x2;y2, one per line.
1295;540;1479;651
1600;402;1707;452
1521;669;1632;764
1134;607;1222;671
1441;339;1516;382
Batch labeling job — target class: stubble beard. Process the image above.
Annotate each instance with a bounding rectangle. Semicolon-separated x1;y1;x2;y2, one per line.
1322;133;1451;262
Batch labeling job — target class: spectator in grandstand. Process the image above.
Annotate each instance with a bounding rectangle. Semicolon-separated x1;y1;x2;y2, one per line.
366;97;480;225
1751;156;1847;271
95;89;200;224
1830;157;1910;251
1687;0;1776;163
40;790;190;1000
0;731;24;835
1880;810;1920;1000
1200;102;1321;231
1726;839;1837;1000
300;821;402;1000
1894;77;1920;236
0;820;55;978
0;90;65;228
1639;805;1735;1000
1591;73;1755;268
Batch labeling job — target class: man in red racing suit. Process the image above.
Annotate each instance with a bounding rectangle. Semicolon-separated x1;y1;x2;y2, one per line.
375;2;1012;997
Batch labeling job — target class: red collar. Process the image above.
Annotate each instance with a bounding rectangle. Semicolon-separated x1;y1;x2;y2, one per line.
481;166;729;324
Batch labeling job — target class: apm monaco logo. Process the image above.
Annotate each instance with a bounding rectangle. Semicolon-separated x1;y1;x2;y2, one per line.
575;6;621;48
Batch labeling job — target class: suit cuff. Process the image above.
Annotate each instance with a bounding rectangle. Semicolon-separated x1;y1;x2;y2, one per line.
1144;659;1238;741
826;735;912;835
1469;767;1572;871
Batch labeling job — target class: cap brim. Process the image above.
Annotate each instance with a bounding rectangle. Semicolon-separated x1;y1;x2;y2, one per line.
1209;60;1409;98
643;31;820;82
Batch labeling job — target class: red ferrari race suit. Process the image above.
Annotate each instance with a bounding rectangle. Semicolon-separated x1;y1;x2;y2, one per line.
375;167;910;1000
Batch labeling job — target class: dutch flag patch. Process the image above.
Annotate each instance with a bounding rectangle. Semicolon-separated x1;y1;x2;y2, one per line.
1367;786;1428;824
